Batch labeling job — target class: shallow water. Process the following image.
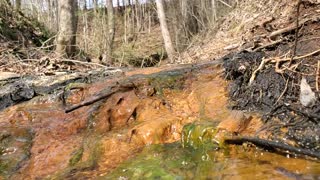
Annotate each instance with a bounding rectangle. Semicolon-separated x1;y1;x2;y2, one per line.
105;141;320;179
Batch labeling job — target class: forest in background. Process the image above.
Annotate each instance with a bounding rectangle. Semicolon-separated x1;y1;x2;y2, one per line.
2;0;236;68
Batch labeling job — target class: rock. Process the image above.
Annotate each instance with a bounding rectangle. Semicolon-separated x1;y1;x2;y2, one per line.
217;111;252;133
300;77;316;107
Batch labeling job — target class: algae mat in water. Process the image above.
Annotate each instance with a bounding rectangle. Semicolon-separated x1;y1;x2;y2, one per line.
103;123;320;179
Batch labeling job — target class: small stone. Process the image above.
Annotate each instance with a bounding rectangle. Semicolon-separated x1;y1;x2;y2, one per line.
300;77;316;107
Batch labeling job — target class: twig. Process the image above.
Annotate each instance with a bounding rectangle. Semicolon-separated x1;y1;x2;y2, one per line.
317;61;320;91
274;78;289;105
217;0;232;8
59;59;109;68
40;35;57;48
286;106;320;123
249;58;266;85
289;0;302;67
224;136;320;159
272;48;320;63
253;39;283;52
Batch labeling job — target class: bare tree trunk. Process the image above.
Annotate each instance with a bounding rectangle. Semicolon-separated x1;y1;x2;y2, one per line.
103;0;115;64
181;0;187;21
93;0;98;13
56;0;78;57
155;0;176;63
16;0;21;10
212;0;217;23
83;0;87;10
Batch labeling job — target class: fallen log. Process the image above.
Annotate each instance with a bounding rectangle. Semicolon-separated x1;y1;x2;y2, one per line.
268;16;320;39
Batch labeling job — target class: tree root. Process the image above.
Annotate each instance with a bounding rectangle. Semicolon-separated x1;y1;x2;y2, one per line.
224;136;320;159
249;48;320;85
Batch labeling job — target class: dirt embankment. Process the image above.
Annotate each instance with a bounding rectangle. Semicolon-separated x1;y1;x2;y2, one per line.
223;1;320;151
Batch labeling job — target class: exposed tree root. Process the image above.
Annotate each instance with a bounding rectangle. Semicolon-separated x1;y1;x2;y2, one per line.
249;48;320;85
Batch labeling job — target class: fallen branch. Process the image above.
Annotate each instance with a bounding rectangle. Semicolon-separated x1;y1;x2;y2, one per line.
289;0;302;67
274;78;289;105
317;60;320;91
253;39;283;52
60;59;110;68
268;17;316;39
217;0;232;8
65;84;134;113
224;136;320;159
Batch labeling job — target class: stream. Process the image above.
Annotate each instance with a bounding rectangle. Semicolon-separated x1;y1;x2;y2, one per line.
0;62;319;179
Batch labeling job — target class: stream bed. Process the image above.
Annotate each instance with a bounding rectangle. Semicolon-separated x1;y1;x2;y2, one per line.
0;62;319;179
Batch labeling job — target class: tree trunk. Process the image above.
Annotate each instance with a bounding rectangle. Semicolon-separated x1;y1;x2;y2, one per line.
103;0;115;64
212;0;217;23
16;0;21;10
155;0;176;63
56;0;78;57
93;0;98;13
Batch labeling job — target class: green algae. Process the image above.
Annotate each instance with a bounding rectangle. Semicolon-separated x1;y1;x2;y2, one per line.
0;128;33;178
49;135;103;179
103;143;228;179
103;123;230;179
181;122;222;150
69;146;84;166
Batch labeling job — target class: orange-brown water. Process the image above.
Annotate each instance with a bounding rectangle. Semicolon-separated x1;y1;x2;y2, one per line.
0;64;319;179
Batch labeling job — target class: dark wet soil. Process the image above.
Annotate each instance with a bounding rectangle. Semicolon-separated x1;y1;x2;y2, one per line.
223;10;320;152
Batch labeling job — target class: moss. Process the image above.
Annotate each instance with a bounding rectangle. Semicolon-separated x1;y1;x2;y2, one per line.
0;128;33;177
49;136;103;179
69;147;84;166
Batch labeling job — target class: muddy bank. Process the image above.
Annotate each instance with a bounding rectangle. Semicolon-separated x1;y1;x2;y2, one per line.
223;2;320;152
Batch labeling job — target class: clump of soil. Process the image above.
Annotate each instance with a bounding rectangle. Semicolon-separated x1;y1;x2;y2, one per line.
223;1;320;152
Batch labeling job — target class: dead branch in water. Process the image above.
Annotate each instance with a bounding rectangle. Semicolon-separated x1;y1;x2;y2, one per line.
65;84;135;113
224;136;320;159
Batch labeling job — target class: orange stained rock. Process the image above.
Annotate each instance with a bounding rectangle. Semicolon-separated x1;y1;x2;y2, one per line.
217;110;252;133
217;111;263;135
93;90;140;133
0;64;254;179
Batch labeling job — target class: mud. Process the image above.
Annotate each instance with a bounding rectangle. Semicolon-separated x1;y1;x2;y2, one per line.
223;9;320;152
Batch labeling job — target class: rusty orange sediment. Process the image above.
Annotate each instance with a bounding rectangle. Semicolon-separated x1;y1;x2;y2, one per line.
0;65;265;178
